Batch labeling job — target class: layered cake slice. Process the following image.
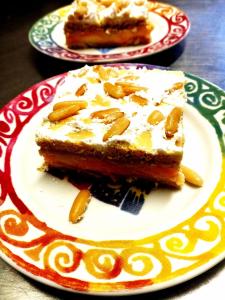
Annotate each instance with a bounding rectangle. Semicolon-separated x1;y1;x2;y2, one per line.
36;65;187;188
64;0;153;48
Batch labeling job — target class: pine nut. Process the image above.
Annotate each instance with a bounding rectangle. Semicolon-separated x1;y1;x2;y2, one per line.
165;107;182;138
53;101;87;111
147;110;164;125
75;83;87;96
104;82;126;99
181;165;203;187
103;116;130;141
130;94;148;106
116;82;147;94
69;190;91;223
48;102;87;122
102;111;124;124
90;108;120;119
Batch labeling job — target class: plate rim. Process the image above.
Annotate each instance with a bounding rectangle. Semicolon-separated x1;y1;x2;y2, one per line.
0;63;225;295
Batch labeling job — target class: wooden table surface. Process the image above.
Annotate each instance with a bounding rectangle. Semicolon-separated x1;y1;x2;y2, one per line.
1;0;225;299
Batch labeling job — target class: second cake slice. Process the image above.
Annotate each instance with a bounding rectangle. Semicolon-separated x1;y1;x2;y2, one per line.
64;0;153;48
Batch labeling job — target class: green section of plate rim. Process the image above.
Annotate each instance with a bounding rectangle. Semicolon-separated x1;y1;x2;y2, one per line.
28;11;61;48
185;72;225;154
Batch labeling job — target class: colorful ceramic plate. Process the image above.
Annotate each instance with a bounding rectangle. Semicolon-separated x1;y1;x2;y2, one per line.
0;63;225;296
28;2;190;63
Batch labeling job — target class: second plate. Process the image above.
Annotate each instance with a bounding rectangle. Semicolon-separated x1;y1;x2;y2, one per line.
28;2;190;63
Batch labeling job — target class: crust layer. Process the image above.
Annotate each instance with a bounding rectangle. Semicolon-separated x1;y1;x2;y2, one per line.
37;138;182;166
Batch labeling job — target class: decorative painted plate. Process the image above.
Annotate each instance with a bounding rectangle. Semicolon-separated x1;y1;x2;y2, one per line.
0;63;225;296
28;2;190;63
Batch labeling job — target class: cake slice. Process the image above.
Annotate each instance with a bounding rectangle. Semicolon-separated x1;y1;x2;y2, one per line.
36;65;187;188
64;0;153;48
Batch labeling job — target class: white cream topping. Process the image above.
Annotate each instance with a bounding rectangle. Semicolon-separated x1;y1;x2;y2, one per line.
36;65;187;154
69;0;149;25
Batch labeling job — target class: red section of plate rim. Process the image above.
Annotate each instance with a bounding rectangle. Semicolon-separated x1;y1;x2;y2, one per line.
0;74;64;211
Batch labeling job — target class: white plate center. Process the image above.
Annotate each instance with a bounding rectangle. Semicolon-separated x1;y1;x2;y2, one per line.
10;104;222;241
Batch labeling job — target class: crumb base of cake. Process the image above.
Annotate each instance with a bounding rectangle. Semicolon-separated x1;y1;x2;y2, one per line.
64;24;152;48
40;149;184;188
37;138;182;166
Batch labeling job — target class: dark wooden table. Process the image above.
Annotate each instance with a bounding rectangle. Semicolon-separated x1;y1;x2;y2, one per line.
1;0;225;299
